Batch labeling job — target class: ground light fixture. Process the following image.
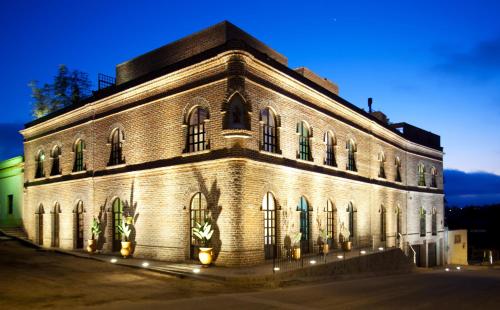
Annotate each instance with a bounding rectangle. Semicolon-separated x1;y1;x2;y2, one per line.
360;250;367;255
310;260;317;265
110;258;118;263
273;267;280;271
193;268;201;274
337;255;344;259
456;266;461;270
142;262;150;267
445;268;450;272
378;247;384;251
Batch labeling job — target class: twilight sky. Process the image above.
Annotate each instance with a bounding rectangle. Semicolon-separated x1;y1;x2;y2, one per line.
0;0;499;175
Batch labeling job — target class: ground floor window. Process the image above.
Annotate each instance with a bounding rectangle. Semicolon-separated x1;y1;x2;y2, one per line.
262;192;276;259
298;196;310;254
190;192;208;259
75;201;84;249
51;203;60;248
112;199;123;251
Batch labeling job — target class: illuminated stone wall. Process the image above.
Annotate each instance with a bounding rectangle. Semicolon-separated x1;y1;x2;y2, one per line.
21;47;444;266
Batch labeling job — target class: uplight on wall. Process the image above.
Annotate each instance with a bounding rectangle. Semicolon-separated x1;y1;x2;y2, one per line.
110;258;118;263
360;250;366;255
142;262;150;267
193;268;201;274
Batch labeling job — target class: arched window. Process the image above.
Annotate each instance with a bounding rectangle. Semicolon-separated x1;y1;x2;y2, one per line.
380;205;386;242
190;192;208;259
112;198;123;251
109;129;125;166
262;192;276;259
297;121;312;161
324;132;336;167
395;157;402;182
395;206;402;238
35;150;45;178
260;108;278;153
431;167;437;188
326;200;335;247
420;207;426;237
50;146;62;176
228;94;246;129
51;203;61;248
346;139;357;171
73;139;85;172
431;207;437;236
297;196;310;253
186;107;208;153
418;163;426;186
75;201;84;249
347;202;356;241
378;152;386;179
36;204;44;245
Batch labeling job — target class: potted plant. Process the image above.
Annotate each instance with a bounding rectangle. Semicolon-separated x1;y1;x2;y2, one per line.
340;224;352;252
318;229;331;255
291;232;302;260
87;218;101;253
118;221;132;258
192;221;214;266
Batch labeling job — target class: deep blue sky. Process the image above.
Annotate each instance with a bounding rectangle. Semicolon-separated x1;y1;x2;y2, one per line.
0;0;499;176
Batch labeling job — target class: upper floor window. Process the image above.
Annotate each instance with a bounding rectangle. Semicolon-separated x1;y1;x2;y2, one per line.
35;150;45;179
228;93;247;129
418;163;426;186
346;139;357;171
378;152;386;179
109;128;125;166
73;139;85;172
260;107;278;153
186;107;208;153
50;146;61;176
430;167;437;188
324;131;336;167
297;121;312;161
395;156;402;182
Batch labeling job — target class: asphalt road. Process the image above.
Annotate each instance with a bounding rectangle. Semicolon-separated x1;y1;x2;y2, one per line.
1;235;499;309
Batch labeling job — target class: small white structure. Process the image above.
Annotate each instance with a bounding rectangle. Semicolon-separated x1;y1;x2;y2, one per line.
446;229;468;265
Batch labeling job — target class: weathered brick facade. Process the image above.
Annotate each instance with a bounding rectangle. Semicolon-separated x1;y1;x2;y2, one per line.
21;21;444;267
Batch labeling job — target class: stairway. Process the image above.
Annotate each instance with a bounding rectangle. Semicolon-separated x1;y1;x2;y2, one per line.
0;227;29;241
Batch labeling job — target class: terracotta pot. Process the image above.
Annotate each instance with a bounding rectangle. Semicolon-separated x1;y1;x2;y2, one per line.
342;241;352;252
322;243;329;254
121;241;132;258
87;239;96;253
198;247;213;265
292;247;301;260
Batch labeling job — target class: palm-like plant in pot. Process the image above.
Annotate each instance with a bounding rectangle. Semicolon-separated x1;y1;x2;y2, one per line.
192;221;214;266
87;218;101;253
291;232;302;260
117;221;133;258
318;229;331;255
339;223;352;252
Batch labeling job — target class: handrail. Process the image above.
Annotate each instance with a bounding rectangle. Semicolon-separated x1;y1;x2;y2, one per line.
408;242;416;265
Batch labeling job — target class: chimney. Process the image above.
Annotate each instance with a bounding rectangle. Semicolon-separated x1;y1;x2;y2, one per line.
368;98;373;113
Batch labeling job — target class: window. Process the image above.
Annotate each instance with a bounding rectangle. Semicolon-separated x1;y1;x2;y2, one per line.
260;108;278;153
380;206;386;242
51;203;60;248
297;121;311;161
431;167;437;188
420;207;426;237
228;94;246;129
35;151;45;178
7;194;13;215
432;208;437;236
186;107;208;153
73;139;85;172
50;146;62;176
109;129;125;166
75;201;84;249
36;204;44;245
326;200;335;247
418;163;426;186
378;152;386;179
347;202;356;241
395;157;402;182
298;196;310;253
324;132;336;167
346;139;357;171
396;206;402;238
262;192;276;259
190;192;208;259
112;199;123;251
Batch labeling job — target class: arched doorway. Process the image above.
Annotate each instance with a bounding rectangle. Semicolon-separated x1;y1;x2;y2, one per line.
298;196;310;254
51;203;61;248
190;192;208;259
112;198;123;252
347;202;356;244
75;201;84;249
262;192;277;259
36;204;44;245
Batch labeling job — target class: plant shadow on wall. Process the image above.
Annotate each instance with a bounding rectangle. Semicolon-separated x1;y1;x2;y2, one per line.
123;180;140;253
96;199;108;251
193;169;222;262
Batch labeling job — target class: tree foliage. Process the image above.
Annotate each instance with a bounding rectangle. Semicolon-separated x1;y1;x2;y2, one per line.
29;65;92;119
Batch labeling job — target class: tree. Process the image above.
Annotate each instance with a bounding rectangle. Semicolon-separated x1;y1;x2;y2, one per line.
30;65;92;119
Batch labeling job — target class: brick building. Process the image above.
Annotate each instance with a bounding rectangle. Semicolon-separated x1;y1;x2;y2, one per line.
20;21;444;267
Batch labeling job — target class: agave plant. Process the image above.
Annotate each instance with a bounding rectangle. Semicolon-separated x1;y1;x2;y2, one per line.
292;232;302;248
117;221;132;242
91;218;102;240
192;221;214;247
